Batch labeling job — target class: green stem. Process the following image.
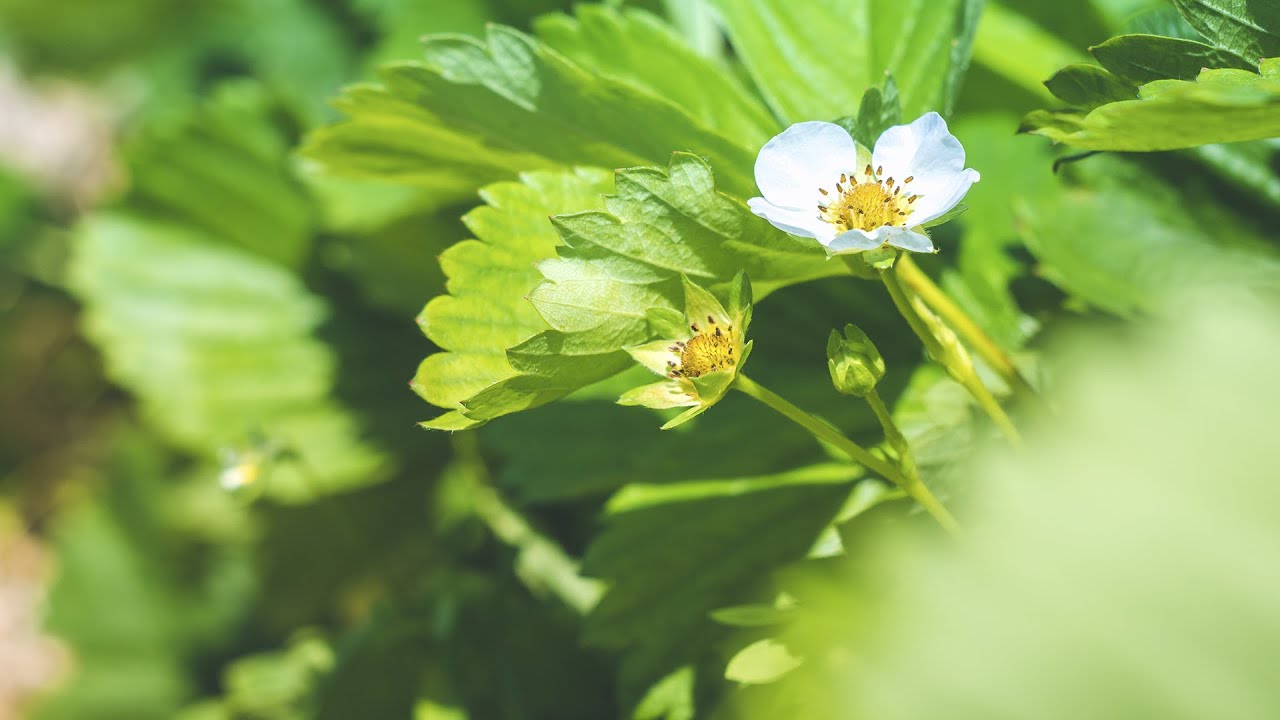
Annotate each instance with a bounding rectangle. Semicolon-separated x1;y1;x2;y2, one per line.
732;374;960;536
451;434;603;615
865;388;911;466
895;254;1038;399
879;263;1025;448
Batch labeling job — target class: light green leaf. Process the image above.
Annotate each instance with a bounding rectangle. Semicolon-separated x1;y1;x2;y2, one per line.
1171;0;1280;62
725;639;804;685
1090;34;1256;83
128;81;313;269
704;0;984;123
307;24;759;199
70;213;386;500
1022;66;1280;151
413;168;623;429
534;5;776;147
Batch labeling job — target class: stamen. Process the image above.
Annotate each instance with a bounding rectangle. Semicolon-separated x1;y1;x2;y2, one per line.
690;323;699;332
904;176;914;183
840;173;847;183
835;182;844;193
864;164;873;176
876;165;883;176
818;187;828;196
707;315;715;324
908;196;918;204
714;327;722;337
886;177;894;187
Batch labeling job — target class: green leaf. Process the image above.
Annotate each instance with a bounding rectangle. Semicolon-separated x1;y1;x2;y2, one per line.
853;77;902;147
1171;0;1280;61
704;0;984;123
533;5;777;148
1019;156;1280;317
582;464;855;709
128;81;313;269
1090;34;1256;83
70;213;386;500
1021;67;1280;151
1043;64;1138;109
413;168;617;429
308;24;759;199
724;639;803;685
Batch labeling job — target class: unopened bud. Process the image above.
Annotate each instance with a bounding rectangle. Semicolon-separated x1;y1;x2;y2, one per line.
827;324;885;397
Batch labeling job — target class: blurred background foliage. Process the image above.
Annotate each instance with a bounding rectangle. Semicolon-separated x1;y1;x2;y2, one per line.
1;0;1278;718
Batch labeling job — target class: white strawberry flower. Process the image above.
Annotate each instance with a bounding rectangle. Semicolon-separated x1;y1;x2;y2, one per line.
748;112;979;255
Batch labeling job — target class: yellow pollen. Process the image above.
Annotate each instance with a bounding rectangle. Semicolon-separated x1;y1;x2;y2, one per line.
671;324;738;378
817;171;919;233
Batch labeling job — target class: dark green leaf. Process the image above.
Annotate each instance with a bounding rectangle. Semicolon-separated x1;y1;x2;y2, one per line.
1091;34;1256;83
1044;64;1138;109
1171;0;1280;61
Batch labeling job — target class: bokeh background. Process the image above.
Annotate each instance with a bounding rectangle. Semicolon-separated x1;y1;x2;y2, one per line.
2;0;1279;718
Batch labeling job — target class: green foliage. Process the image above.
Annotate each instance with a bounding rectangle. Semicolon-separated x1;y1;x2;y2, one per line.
1170;0;1280;61
1090;34;1256;83
704;0;985;123
1023;64;1280;150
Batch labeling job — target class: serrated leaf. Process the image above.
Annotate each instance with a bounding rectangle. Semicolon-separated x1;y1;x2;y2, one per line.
128;81;313;269
1022;66;1280;151
412;167;618;428
705;0;984;123
1044;64;1138;109
1091;34;1256;83
71;213;385;500
307;24;759;200
582;465;854;708
534;5;776;147
1171;0;1280;62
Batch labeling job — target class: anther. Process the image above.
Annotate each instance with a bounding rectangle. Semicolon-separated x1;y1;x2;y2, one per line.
690;323;699;332
715;327;722;337
707;315;715;324
835;182;844;193
818;188;828;196
876;165;883;176
908;196;918;204
904;176;914;183
894;187;901;196
897;211;906;216
864;164;873;176
886;177;894;187
669;346;680;351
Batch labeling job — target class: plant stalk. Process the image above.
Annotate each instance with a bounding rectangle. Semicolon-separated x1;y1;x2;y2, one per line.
732;373;960;536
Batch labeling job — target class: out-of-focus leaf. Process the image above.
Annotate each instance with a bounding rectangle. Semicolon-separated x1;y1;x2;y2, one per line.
1020;156;1280;316
1188;139;1280;211
70;213;386;500
583;464;854;710
306;24;758;200
724;639;803;685
971;2;1084;102
127;81;312;269
704;0;984;122
1090;34;1255;83
1171;0;1280;61
1022;66;1280;150
534;5;776;147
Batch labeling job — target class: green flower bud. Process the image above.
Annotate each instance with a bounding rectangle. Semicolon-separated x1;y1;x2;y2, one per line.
827;324;885;397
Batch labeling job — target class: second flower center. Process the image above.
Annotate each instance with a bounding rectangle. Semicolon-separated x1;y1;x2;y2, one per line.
817;165;919;233
670;318;737;379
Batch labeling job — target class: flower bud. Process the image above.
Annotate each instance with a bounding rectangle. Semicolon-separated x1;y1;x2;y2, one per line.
827;324;885;397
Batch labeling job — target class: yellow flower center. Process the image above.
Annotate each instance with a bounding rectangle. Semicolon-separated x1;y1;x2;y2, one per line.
669;317;738;379
817;165;919;233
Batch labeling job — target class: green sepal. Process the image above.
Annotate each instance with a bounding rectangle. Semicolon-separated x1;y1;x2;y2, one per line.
619;380;697;410
680;274;730;327
660;403;711;431
689;368;735;406
646;306;691;339
727;271;753;329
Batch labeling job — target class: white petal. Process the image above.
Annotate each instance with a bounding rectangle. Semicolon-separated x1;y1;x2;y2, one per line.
748;197;836;244
872;112;979;225
908;168;980;226
825;227;895;254
889;230;937;254
754;122;858;209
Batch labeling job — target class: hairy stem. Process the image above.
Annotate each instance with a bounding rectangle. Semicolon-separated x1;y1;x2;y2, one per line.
732;374;960;536
895;254;1038;399
878;263;1024;448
